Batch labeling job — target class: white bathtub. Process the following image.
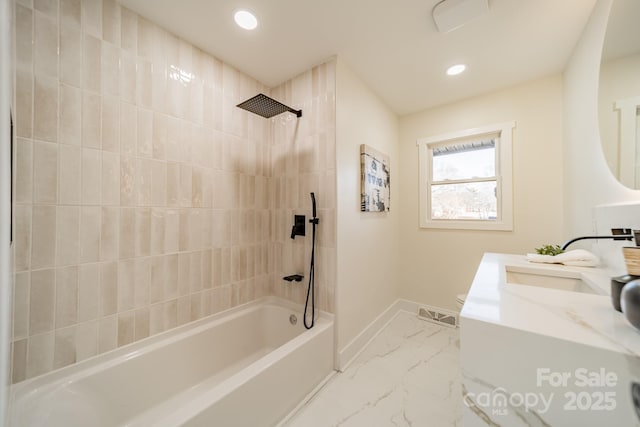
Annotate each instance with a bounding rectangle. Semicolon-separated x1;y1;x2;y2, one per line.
10;297;334;427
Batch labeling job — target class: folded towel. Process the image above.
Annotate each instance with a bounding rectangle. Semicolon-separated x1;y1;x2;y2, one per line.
526;249;600;267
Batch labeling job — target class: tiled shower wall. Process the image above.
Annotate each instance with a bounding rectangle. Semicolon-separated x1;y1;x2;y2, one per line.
10;0;336;382
270;65;336;313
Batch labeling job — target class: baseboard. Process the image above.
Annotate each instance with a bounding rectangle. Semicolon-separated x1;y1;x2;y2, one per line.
336;298;458;372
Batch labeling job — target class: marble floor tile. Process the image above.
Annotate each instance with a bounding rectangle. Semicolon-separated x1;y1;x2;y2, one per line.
284;312;462;427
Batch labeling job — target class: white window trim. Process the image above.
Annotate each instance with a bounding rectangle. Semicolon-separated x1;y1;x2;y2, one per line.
416;121;516;231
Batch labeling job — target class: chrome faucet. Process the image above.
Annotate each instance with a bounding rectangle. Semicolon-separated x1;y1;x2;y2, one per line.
561;228;636;251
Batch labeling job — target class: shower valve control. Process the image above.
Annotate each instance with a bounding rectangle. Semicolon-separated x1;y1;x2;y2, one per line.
291;215;306;239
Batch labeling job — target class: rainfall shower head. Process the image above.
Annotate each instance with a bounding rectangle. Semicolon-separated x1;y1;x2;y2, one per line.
236;93;302;119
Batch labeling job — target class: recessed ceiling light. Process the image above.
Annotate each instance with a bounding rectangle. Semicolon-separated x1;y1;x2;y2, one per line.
234;10;258;30
446;64;466;76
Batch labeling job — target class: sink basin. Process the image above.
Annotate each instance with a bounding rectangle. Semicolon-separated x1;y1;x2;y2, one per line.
505;266;598;294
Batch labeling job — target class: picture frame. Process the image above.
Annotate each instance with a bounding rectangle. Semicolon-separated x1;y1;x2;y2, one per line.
360;144;390;212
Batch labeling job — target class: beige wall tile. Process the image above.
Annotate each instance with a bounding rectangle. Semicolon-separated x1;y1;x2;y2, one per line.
149;256;164;304
179;164;192;208
162;300;177;332
33;75;58;142
192;167;202;207
33;141;58;203
78;264;100;322
212;248;221;287
120;7;137;53
98;315;117;353
137;16;154;58
150;208;165;256
16;71;33;138
15;5;33;72
54;326;76;369
136;158;152;206
27;332;54;378
119;155;136;206
14;205;32;272
75;321;98;361
34;11;58;78
151;37;167;114
137;108;152;157
117;259;134;312
13;273;30;340
120;51;136;103
31;205;56;269
152;112;166;160
189;251;202;292
79;206;101;263
102;0;121;46
15;138;32;204
58;144;81;205
81;148;102;206
176;296;190;326
12;339;28;383
134;308;149;340
148;303;162;335
82;93;101;149
55;206;79;266
117;311;135;347
120;102;136;155
101;42;120;96
83;34;102;92
59;26;82;88
165;116;183;162
165;254;178;299
81;0;102;38
29;269;55;334
135;208;151;257
151;161;166;206
55;267;78;328
100;207;119;261
102;95;120;152
61;0;81;29
137;60;152;108
60;84;81;145
101;151;120;206
166;162;179;207
99;262;117;316
164;208;179;253
134;258;150;308
177;252;189;296
119;207;135;259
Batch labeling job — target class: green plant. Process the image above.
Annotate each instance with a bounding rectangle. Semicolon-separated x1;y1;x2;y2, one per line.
535;244;565;256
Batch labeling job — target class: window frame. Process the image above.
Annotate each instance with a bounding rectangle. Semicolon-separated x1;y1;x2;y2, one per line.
416;121;516;231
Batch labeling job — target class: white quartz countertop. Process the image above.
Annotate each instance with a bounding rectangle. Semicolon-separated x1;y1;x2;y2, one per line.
461;253;640;356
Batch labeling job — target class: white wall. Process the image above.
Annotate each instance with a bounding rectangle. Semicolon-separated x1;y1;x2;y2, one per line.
335;59;400;358
0;0;12;422
399;76;565;310
563;0;639;239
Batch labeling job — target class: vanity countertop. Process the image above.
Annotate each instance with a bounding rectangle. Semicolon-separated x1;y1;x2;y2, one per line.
462;253;640;356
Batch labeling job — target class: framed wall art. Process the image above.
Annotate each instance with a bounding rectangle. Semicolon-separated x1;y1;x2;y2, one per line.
360;144;390;212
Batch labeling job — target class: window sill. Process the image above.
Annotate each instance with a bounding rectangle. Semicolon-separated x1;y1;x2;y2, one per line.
420;219;513;231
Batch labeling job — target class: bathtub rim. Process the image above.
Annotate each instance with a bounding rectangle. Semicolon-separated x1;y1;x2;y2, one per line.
10;296;333;405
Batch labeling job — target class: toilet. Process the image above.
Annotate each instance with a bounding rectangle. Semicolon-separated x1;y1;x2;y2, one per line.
456;294;467;310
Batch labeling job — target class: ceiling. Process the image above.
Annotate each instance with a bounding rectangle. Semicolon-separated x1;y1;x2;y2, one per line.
118;0;598;116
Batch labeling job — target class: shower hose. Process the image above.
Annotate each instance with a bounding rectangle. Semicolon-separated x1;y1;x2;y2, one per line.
304;192;319;329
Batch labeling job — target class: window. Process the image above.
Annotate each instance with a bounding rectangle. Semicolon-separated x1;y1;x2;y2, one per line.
416;121;515;230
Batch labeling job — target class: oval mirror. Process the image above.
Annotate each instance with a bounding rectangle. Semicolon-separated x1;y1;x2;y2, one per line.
598;0;640;189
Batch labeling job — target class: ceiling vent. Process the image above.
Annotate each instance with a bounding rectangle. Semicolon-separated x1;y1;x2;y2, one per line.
432;0;489;33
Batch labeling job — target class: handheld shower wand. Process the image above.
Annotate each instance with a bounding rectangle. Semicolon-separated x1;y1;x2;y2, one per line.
304;193;319;329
